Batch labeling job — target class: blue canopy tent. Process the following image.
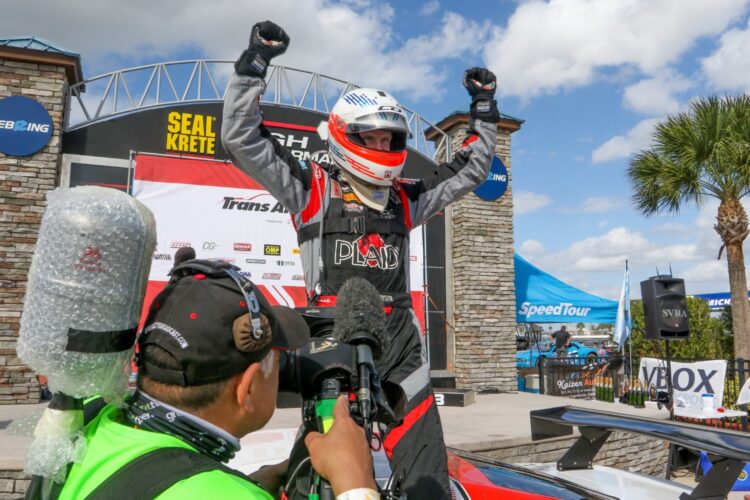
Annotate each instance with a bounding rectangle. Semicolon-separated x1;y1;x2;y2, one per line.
515;254;618;323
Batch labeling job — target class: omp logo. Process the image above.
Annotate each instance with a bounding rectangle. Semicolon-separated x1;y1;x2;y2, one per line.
262;272;281;280
170;241;192;248
234;243;252;252
517;302;591;319
0;120;50;133
264;245;281;256
334;235;399;270
221;196;288;213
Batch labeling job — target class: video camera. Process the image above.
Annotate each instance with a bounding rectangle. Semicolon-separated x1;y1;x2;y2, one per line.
278;306;404;430
280;300;405;500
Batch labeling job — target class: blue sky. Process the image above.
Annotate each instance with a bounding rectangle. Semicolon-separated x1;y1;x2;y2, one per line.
5;0;750;299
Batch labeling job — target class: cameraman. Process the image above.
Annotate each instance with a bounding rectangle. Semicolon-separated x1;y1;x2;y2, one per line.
223;21;498;498
56;266;377;499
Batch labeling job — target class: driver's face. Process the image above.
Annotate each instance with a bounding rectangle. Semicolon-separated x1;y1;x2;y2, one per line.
359;129;393;151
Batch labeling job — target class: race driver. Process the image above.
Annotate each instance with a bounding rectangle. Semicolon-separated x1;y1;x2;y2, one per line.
222;20;499;499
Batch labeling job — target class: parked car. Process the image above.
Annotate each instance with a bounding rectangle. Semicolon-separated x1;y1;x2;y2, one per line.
515;340;601;369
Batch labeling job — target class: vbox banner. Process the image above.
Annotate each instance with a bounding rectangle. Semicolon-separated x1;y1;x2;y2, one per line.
132;153;425;326
638;357;727;408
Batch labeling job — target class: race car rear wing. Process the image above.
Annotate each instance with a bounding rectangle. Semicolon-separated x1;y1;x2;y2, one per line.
530;405;750;500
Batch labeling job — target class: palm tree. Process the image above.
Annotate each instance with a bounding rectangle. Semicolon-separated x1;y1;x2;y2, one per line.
629;95;750;358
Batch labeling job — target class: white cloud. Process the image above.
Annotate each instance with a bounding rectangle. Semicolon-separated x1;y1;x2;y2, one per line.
520;239;544;255
565;196;622;213
622;70;692;115
682;260;728;284
419;0;440;16
528;198;750;298
591;117;661;163
483;0;749;100
0;0;485;101
514;191;552;215
701;17;750;92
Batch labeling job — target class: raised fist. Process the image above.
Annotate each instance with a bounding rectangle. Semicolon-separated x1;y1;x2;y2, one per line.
463;67;499;123
235;21;290;78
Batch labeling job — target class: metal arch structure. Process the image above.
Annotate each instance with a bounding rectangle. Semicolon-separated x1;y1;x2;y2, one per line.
64;60;451;160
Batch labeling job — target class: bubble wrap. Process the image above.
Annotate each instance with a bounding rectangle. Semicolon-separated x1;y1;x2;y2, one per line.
17;186;156;400
25;408;87;481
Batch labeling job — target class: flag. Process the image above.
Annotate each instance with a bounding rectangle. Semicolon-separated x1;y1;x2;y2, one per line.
613;261;632;348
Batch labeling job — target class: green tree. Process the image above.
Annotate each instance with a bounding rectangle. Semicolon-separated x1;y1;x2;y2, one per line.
629;297;733;360
629;95;750;359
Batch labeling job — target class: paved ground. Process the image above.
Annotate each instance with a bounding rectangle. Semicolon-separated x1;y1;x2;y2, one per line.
0;391;668;469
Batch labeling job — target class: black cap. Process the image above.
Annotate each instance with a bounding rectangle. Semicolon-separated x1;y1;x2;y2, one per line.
138;271;309;386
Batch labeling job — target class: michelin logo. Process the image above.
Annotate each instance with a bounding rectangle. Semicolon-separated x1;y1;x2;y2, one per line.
518;302;591;319
0;120;50;133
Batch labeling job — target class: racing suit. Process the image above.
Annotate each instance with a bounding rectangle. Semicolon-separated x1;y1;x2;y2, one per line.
222;73;497;498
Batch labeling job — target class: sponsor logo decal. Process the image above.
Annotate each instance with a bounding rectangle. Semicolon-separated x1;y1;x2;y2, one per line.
0;96;54;156
343;192;360;203
517;302;591;319
264;244;281;256
202;242;218;250
153;253;172;261
334;234;399;270
380;208;396;219
221;196;288;213
170;241;192;248
292;248;301;255
262;272;282;280
276;260;296;266
246;258;267;264
218;257;236;264
166;111;216;156
233;243;252;252
292;274;305;281
343;202;363;213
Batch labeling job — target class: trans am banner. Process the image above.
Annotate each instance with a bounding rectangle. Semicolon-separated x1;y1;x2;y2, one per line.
132;153;426;329
514;254;618;323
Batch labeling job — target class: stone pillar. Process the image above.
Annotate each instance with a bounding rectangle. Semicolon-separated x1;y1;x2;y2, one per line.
0;39;82;403
428;113;522;392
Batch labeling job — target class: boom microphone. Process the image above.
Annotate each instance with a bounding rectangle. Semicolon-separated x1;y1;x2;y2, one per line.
332;277;389;359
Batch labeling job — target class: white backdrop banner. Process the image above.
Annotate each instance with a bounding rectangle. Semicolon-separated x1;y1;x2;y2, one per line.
638;357;727;408
132;153;425;324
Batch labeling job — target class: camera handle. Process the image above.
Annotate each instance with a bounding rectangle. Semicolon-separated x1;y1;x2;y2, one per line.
310;378;342;500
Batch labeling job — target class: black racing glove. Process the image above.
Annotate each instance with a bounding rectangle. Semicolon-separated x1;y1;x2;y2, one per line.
235;21;290;79
463;67;500;123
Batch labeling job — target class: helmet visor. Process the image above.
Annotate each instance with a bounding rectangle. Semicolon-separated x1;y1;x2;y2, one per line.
345;112;410;152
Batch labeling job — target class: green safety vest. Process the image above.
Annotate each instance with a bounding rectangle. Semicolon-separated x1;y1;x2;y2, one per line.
59;404;272;499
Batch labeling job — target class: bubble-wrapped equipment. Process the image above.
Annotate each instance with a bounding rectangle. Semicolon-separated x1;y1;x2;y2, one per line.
17;186;156;479
18;186;156;400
